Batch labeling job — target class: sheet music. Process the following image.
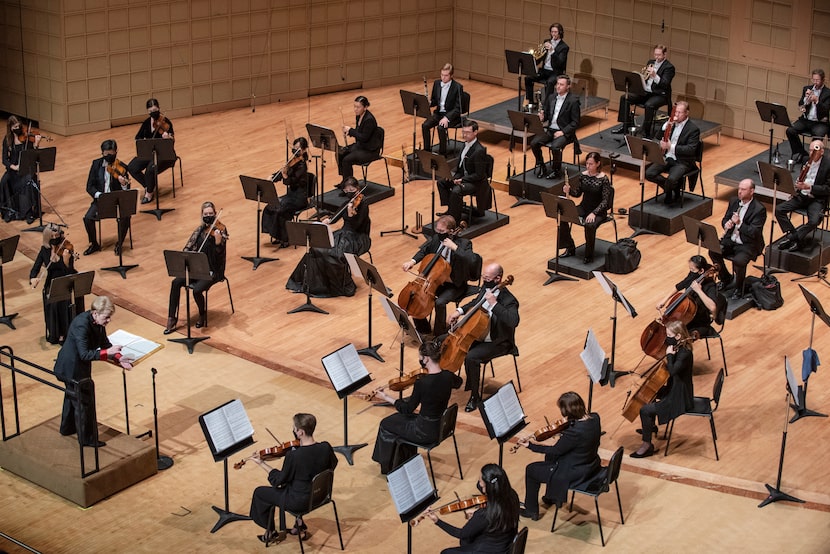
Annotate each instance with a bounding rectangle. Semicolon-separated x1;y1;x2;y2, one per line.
785;357;800;407
484;382;525;438
108;329;163;365
322;343;370;393
581;329;607;384
202;399;254;453
344;253;361;278
387;455;433;515
315;220;335;248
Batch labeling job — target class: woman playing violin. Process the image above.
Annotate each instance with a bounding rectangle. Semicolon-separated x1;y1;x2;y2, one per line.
517;391;601;519
29;224;78;344
127;98;176;205
0;115;41;223
249;413;338;546
286;176;371;297
426;463;519;553
371;339;462;474
631;320;694;459
658;254;717;338
266;136;310;248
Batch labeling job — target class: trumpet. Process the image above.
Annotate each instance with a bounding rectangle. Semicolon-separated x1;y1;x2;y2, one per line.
641;64;654;79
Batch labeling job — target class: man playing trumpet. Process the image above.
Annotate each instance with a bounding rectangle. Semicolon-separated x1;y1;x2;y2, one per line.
612;44;675;139
524;23;569;106
786;69;830;164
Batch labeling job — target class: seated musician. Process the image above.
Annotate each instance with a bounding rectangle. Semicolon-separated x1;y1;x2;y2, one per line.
337;95;381;186
371;340;462;475
558;152;612;263
645;101;700;206
265;137;310;248
286;177;370;297
515;392;601;520
437;120;488;223
423;63;464;156
401;214;477;337
447;263;520;412
631;320;694;459
127;98;176;205
785;69;830;164
163;201;228;334
659;255;717;338
612;44;675;139
530;75;580;180
1;115;41;223
248;413;338;546
709;179;766;299
82;139;131;256
425;464;520;553
775;140;830;254
30;224;78;345
524;23;569;105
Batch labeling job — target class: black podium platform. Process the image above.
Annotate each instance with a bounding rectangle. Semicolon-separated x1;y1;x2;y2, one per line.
714;141;796;200
628;193;713;236
406;147;461;180
766;230;830;276
317;180;394;213
469;96;610;136
545;239;615;280
507;163;581;202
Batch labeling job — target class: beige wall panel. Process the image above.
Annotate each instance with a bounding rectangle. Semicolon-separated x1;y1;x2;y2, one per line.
151;23;172;46
231;14;250;35
191;19;211;41
86;56;108;78
152;47;172;69
192;62;211;83
108;8;129;30
172;87;191;109
110;96;132;119
193;83;212;105
212;59;230;80
111;74;132;96
66;59;87;81
88;76;108;99
192;42;212;63
172;66;191;87
49;79;65;104
212;82;232;103
233;57;252;77
129;71;150;95
128;28;149;49
89;98;109;121
65;36;86;58
109;52;130;73
67;80;87;103
65;14;85;35
232;78;252;99
212;39;230;60
171;22;190;41
129;50;150;72
85;11;106;33
67;102;90;125
152;69;173;90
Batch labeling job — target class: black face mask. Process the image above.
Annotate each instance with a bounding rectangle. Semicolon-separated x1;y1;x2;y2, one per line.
203;215;216;225
103;154;116;164
12;127;23;136
49;236;63;246
482;280;496;290
150;111;161;120
292;429;299;440
436;233;448;242
476;481;485;494
665;336;678;346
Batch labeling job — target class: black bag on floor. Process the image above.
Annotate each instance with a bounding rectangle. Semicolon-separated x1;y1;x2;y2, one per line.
605;238;641;274
746;275;784;310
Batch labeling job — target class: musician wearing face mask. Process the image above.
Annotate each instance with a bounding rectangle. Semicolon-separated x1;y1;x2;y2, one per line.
631;320;694;459
786;69;830;164
82;139;131;256
401;215;477;337
447;263;519;412
776;140;830;254
29;224;78;345
164;201;227;334
0;115;41;223
127;98;176;205
658;255;717;338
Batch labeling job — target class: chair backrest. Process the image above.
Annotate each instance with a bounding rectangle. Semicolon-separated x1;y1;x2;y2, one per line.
711;368;726;410
375;126;385;156
605;446;625;487
460;91;471;115
305;172;318;199
713;293;728;327
509;526;529;554
306;468;335;513
438;403;459;443
467;252;483;284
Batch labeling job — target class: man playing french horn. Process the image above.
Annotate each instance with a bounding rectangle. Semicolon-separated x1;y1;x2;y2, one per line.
524;23;569;106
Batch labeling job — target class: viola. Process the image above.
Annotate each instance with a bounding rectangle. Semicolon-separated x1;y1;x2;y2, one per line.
233;440;301;469
509;418;570;453
410;495;487;526
387;368;428;392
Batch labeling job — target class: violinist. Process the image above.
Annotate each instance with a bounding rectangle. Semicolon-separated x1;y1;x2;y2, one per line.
776;140;830;254
710;179;767;299
249;413;338;546
558;152;612;263
631;320;694;459
447;263;519;412
336;95;381;186
266;137;310;248
371;339;462;475
426;464;519;553
164;201;227;334
29;224;78;344
437;120;488;223
658;255;717;337
0;115;41;223
785;69;830;164
285;176;370;297
127;98;176;205
402;214;477;337
517;392;600;519
645;100;700;206
82;139;131;256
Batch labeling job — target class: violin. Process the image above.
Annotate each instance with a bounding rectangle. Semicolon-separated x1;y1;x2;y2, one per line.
155;113;172;136
105;158;130;185
509;417;570;453
32;235;77;289
326;184;368;225
387;368;428;392
410;495;487;526
233;439;301;469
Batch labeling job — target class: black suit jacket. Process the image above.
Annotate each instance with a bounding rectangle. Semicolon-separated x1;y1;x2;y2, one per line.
648;58;675;100
798;85;830;123
542;92;581;139
429;79;463;124
53;311;112;383
348;110;381;153
536;40;569;77
804;156;830;202
666;119;700;167
412;234;476;287
86;157;130;202
721;196;767;256
460;286;519;346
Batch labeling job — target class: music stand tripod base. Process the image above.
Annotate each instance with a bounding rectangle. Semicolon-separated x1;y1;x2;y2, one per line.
357;344;384;362
0;313;18;330
101;263;139;279
169;335;209;354
333;442;368;466
141;205;175;220
158;455;174;470
241;255;278;270
758;483;805;508
210;506;252;533
602;365;632;388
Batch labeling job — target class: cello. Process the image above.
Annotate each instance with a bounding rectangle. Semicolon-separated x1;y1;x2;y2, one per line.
439;275;514;372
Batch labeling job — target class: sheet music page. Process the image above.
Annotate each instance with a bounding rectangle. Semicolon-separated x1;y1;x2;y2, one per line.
313;221;335;249
485;383;524;438
108;329;163;365
344;253;361;278
387;455;431;515
785;357;800;407
581;329;607;384
224;399;255;443
202;410;233;452
322;344;368;392
592;271;613;296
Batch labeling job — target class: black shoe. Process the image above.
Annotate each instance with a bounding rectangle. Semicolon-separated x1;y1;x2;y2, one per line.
465;396;479;412
792;152;805;164
788;240;805;252
545;170;561;180
610;125;626;134
717;275;733;290
534;165;545;178
519;508;541;521
195;315;207;329
560;246;576;258
163;317;177;335
258;530;285;546
583;256;593;264
541;496;555;508
2;213;12;223
141;196;153;205
83;243;101;256
630;443;655;458
435;211;449;217
777;237;795;250
83;440;106;448
26;215;35;224
730;289;745;300
114;244;122;256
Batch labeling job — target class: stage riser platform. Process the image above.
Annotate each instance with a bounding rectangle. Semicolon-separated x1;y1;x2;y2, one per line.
316;181;394;213
725;297;755;320
469;96;610;137
507;163;581;203
422;210;510;240
545;240;615;280
714;141;796;199
628;194;713;236
405;143;465;180
766;231;830;276
0;417;157;508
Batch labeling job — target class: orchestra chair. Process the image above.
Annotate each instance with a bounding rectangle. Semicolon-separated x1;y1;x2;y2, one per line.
546;136;582;175
569;185;619;246
794;196;830;246
396;403;463;490
265;469;344;553
169;155;184;197
461;153;496;223
358;127;391;188
698;292;728;377
654;140;704;208
484;345;522;396
198;276;235;327
664;368;725;461
551;446;625;547
509;526;529;554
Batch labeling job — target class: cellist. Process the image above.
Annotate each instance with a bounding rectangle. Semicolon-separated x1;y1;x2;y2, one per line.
401;214;477;337
447;263;519;412
657;254;717;337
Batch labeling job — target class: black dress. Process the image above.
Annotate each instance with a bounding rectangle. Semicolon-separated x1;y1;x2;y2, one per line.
262;160;309;244
30;245;77;344
674;271;718;337
435;491;519;553
559;173;612;259
0;138;38;222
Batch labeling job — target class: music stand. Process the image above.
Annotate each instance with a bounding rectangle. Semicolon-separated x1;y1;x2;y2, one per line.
98;189;138;278
611;68;647;134
416;150;454;231
285;221;332;315
681;216;722;256
479;381;528;467
580;329;608;413
47;271;94;327
163;250;212;353
0;235;20;329
505;50;538;111
381;144;419;239
388;454;439;554
625;135;663;237
239;175;280;269
755;101;792;165
592;271;638;389
400;89;431;172
18;146;57;232
507;110;547;207
321;343;373;465
757;161;796;276
135;138;176;220
791;285;830;421
540;192;578;285
346;253;392;362
306;124;340;220
380;296;422;386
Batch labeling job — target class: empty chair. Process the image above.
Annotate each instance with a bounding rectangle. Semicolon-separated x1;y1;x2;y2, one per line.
396;403;463;490
664;368;725;460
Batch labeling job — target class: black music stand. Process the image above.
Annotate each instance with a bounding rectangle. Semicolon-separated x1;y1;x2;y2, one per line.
321;343;373;465
135;138;176;220
592;271;638;389
507;110;546;207
381;143;419;239
380;296;422;386
400;89;431;175
163;250;212;353
0;235;20;329
98;189;138;278
149;367;174;470
239;175;280;270
540;192;578;285
757;161;796;275
625;135;663;237
682;216;722;256
19;146;56;232
755;101;792;165
306;124;340;219
791;285;830;422
580;329;608;414
389;454;440;554
347;253;392;362
47;270;94;326
611;68;648;135
480;381;528;467
416;149;454;231
505;50;538;111
285;221;332;315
